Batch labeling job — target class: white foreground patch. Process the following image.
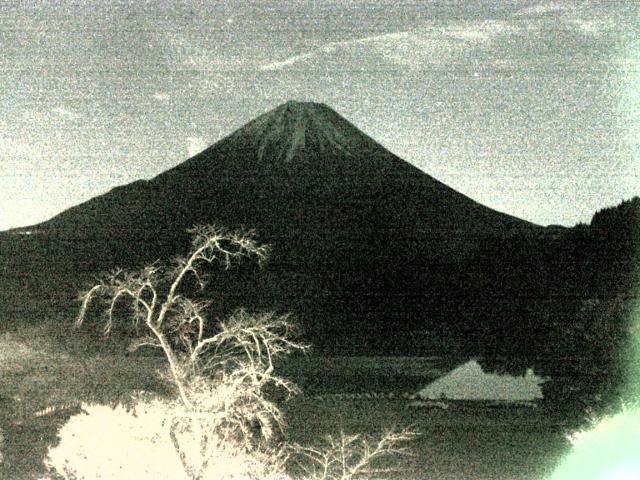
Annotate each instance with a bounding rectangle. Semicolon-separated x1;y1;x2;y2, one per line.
549;405;640;480
415;360;546;402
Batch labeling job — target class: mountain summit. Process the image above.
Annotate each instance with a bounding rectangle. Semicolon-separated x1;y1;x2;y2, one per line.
226;101;365;164
171;100;405;177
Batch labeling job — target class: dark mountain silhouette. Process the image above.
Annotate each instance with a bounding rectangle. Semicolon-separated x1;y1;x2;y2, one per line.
25;101;536;266
1;102;637;405
2;101;542;351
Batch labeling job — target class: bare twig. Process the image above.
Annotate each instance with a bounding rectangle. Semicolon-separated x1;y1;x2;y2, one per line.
293;427;419;480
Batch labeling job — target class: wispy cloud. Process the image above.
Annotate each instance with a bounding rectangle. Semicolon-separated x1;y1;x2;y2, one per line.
258;3;620;75
0;136;44;161
444;20;517;43
152;92;171;102
514;1;614;37
355;31;412;45
258;23;525;73
566;17;614;36
359;24;521;69
514;1;571;17
259;32;411;71
52;107;81;120
260;52;316;72
166;32;246;73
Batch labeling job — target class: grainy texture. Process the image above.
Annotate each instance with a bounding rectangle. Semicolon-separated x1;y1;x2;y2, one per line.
1;1;638;230
0;2;638;479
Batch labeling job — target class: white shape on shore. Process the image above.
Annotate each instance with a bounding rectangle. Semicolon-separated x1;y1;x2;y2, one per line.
416;359;546;402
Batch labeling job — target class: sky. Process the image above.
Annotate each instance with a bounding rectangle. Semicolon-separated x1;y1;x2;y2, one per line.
0;0;638;230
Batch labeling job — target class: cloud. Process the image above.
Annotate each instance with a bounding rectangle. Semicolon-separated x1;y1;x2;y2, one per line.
152;92;171;102
514;1;571;17
259;32;411;71
186;136;208;157
0;136;44;162
52;107;81;120
362;24;523;70
258;23;524;73
444;20;517;43
355;31;412;45
260;52;316;72
566;17;614;36
165;32;246;73
514;1;614;37
218;1;616;77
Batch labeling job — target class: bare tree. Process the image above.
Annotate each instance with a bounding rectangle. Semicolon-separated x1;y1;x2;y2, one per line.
70;225;418;480
292;427;418;480
76;225;307;479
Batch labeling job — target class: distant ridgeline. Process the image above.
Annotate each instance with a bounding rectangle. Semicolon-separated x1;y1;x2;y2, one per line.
0;102;637;401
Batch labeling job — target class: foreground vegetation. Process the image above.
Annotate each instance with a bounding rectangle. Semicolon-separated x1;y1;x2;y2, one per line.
0;324;572;479
3;218;630;478
3;226;421;479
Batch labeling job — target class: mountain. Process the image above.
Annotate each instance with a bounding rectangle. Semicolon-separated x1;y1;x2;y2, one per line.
4;101;543;351
2;101;637;404
22;101;537;263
